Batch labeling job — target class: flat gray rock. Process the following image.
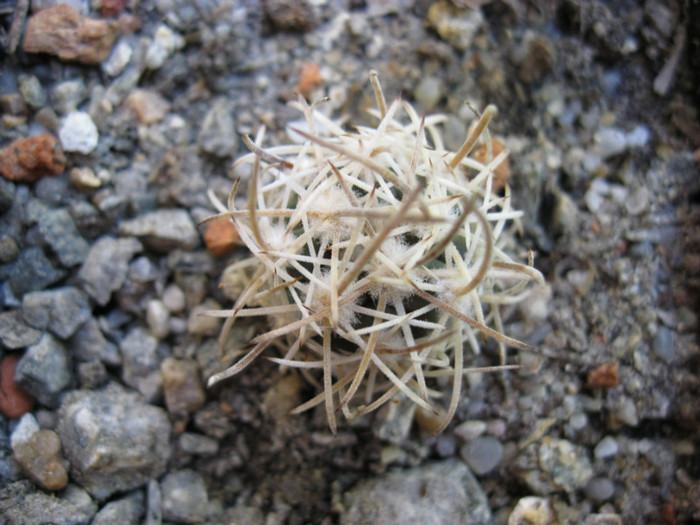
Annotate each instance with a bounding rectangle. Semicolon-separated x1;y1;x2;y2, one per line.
22;286;91;339
15;333;72;407
0;310;41;349
118;209;199;252
78;236;142;306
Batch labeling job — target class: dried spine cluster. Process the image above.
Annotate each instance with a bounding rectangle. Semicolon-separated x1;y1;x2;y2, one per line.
204;72;544;433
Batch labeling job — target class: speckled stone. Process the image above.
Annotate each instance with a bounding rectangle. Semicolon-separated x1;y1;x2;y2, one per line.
22;286;91;339
15;333;72;407
161;469;209;524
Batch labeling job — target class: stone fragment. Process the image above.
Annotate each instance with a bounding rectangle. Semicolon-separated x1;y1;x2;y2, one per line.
162;358;206;418
51;79;86;115
38;206;89;266
77;360;108;389
587;363;618;388
9;247;67;296
0;177;15;213
78;236;142;306
120;327;162;399
102;39;132;76
18;75;47;109
145;24;185;70
0;354;36;418
584;477;615;502
460;436;505;475
59;111;99;154
161;469;209;524
57;385;172;500
263;0;314;31
515;438;593;494
70;166;103;190
0;235;19;263
101;0;129;17
297;62;323;98
23;4;117;64
0;480;98;525
472;137;511;191
204;218;240;257
0;310;42;349
343;460;491;524
92;491;145;525
146;299;170;339
22;287;91;339
187;299;222;337
427;1;484;52
70;317;121;365
119;209;199;252
197;97;236;157
15;333;72;407
162;284;186;313
507;497;554;525
125;89;171;124
12;427;69;491
178;432;219;456
0;134;66;182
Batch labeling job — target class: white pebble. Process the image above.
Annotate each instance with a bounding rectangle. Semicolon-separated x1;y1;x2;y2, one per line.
10;413;39;449
147;299;170;339
103;40;133;77
146;24;185;70
594;436;619;459
626;125;650;148
162;284;186;313
594;127;627;159
59;111;99;154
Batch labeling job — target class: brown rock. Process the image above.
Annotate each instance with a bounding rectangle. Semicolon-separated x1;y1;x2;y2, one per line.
587;362;619;389
161;358;206;417
102;0;128;17
204;218;240;257
23;4;117;65
472;137;511;191
13;429;69;491
0;134;66;182
297;62;323;99
0;354;35;418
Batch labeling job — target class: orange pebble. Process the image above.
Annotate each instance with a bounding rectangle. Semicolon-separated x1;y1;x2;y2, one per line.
587;362;619;389
297;62;323;99
472;137;510;191
205;219;240;257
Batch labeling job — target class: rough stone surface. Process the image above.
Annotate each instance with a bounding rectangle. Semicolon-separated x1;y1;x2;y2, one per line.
15;333;72;407
0;310;42;349
12;427;70;491
459;436;505;475
119;209;199;252
0;481;98;525
69;317;121;365
161;469;209;524
0;354;36;418
78;236;142;306
120;327;162;399
341;459;491;524
0;134;66;183
59;111;99;154
9;247;67;296
91;491;145;525
22;287;91;339
197;97;236;157
23;4;117;64
57;385;172;500
37;208;90;267
161;357;206;417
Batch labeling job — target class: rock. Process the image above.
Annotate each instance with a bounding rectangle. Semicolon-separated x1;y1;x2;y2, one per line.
584;477;615;502
427;1;483;52
178;432;219;456
0;353;36;417
120;327;163;400
0;480;98;525
594;436;618;459
515;438;593;495
51;79;86;115
92;491;145;525
22;287;91;339
341;459;491;524
12;424;70;491
57;385;172;500
15;333;72;407
161;469;209;524
460;436;504;475
593;127;627;159
374;393;417;444
125;89;171;124
197;97;236;157
652;326;675;363
70;166;103;191
78;236;142;306
119;209;199;252
0;235;19;263
204;219;240;257
413;76;444;111
507;497;554;525
102;39;132;77
297;62;323;99
263;0;314;31
145;24;185;70
0;309;42;349
77;360;108;389
454;420;487;442
59;111;99;154
18;74;47;109
0;134;66;182
23;4;117;65
146;299;170;339
39;208;90;268
161;358;206;417
70;317;121;365
8;247;67;296
187;299;222;337
101;0;129;17
162;283;186;313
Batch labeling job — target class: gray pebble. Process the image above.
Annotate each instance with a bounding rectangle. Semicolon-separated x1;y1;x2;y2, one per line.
162;283;186;313
460;436;504;475
0;235;19;263
197;97;236;157
22;286;91;339
18;74;46;109
454;420;487;442
119;209;199;252
70;317;121;365
594;436;619;459
15;333;72;407
9;247;67;296
624;187;650;216
614;396;639;427
594;127;627;159
92;491;145;525
0;309;42;349
78;236;142;306
434;434;457;457
57;385;172;500
178;432;220;456
414;76;444;110
147;299;170;339
77;360;108;389
38;208;90;267
51;80;86;115
103;39;133;77
161;469;209;524
341;459;491;524
584;477;615;502
0;481;97;525
0;178;15;214
652;327;675;363
120;327;162;399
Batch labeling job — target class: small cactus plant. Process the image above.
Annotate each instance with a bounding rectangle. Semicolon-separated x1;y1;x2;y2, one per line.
204;71;544;433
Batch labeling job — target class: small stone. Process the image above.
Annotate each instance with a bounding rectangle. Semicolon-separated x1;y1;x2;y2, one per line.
50;80;86;115
613;396;639;427
507;497;554;525
594;436;619;459
0;354;36;418
59;111;99;154
587;363;618;388
0;178;15;213
161;469;209;524
297;62;323;99
187;299;222;337
454;420;487;442
70;317;121;365
38;208;90;267
77;359;108;389
584;477;615;502
263;0;314;31
92;491;145;525
70;166;103;190
178;432;219;456
147;299;171;339
517;438;593;494
120;327;162;399
12;428;69;491
145;24;185;70
22;287;91;339
18;75;47;109
583;514;623;525
460;436;504;475
624;187;650;216
161;357;206;417
204;218;240;257
594;127;627;159
15;333;72;407
472;137;511;190
0;310;42;349
652;326;675;363
102;39;133;76
23;4;117;64
57;385;172;500
162;284;186;313
119;209;199;252
427;1;484;52
78;236;143;306
125;89;171;125
0;134;66;182
101;0;129;17
625;125;650;148
414;75;444;111
197;97;236;157
1;93;27;115
0;480;97;524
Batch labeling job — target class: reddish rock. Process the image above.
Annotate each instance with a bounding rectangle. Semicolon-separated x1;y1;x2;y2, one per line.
587;362;619;389
23;4;117;65
0;354;36;418
102;0;129;17
297;62;323;99
0;134;66;183
204;218;240;257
